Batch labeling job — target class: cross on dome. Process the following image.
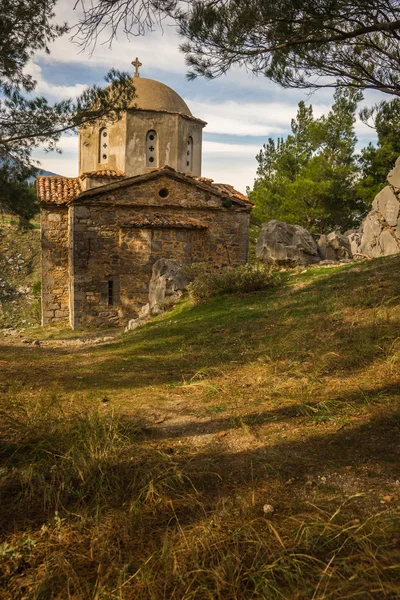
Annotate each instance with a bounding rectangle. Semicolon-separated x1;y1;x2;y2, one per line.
132;57;142;77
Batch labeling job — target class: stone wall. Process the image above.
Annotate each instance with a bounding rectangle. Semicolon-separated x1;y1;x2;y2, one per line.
40;207;70;325
69;176;250;328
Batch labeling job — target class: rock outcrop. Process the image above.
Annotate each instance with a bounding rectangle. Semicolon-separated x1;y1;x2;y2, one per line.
256;220;321;266
353;182;400;257
126;259;191;331
148;258;191;314
317;232;352;261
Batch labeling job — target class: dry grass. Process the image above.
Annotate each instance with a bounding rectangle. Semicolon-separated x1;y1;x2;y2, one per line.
1;255;400;599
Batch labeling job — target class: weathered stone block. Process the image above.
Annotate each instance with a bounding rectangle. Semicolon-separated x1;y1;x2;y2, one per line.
257;220;320;266
48;213;61;222
387;156;400;189
54;310;69;318
379;230;400;255
43;310;55;318
47;303;61;310
359;211;383;258
375;186;400;226
317;235;337;261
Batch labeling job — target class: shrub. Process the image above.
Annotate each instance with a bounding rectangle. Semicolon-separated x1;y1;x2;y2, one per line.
187;263;280;302
32;280;41;297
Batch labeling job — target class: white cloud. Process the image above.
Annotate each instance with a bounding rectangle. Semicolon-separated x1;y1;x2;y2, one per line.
202;141;260;190
203;141;260;155
27;63;87;100
33;135;79;176
186;99;332;137
35;0;186;76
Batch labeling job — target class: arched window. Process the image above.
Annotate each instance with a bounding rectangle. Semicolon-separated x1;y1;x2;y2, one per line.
186;136;193;172
146;130;158;167
99;127;108;163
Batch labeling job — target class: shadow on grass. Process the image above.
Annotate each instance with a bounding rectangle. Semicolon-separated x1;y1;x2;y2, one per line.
1;255;400;395
1;376;399;599
143;380;400;440
0;390;399;535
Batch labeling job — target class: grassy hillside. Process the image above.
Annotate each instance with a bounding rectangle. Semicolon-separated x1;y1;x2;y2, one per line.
1;252;400;598
0;216;41;329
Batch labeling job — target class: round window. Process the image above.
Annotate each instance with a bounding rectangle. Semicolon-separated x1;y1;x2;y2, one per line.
158;188;169;198
149;134;155;141
102;154;107;160
103;131;108;137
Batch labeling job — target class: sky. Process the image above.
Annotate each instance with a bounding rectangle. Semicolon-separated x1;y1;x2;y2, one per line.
30;1;382;192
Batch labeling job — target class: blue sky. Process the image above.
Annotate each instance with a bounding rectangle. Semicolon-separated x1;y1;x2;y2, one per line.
30;1;381;192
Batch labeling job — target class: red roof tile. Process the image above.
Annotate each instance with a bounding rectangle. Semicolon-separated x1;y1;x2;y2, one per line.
122;213;208;229
212;183;253;205
36;176;82;205
36;166;253;208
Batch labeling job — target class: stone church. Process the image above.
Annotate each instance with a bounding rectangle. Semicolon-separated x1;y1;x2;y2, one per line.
36;60;253;329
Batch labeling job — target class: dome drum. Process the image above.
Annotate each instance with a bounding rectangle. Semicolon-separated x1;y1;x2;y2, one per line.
79;76;205;179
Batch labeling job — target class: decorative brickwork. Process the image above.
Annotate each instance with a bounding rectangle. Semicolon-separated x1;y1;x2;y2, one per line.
121;214;208;229
80;169;125;180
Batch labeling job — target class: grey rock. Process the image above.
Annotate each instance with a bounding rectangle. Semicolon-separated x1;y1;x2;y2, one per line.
375;186;400;226
318;231;352;261
326;231;352;259
387;156;400;189
317;235;337;261
138;303;151;319
33;340;41;346
379;230;400;255
148;259;191;312
358;211;383;258
125;319;140;331
359;211;400;257
347;231;361;256
256;220;320;266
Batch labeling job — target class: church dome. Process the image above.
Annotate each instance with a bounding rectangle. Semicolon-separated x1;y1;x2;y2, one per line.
129;77;192;116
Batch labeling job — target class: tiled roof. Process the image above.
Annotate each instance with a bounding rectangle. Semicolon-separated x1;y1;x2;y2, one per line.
121;213;208;229
37;170;126;204
37;166;253;208
212;183;252;205
36;176;82;205
80;169;125;180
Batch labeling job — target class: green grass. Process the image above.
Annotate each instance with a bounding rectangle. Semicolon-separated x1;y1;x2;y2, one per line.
0;217;41;329
1;255;400;598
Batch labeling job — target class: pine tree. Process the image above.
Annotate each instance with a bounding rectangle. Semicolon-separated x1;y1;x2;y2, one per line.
355;100;400;206
0;0;136;218
250;89;364;233
75;0;400;97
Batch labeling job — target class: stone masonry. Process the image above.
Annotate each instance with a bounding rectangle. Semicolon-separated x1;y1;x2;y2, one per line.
38;167;252;329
